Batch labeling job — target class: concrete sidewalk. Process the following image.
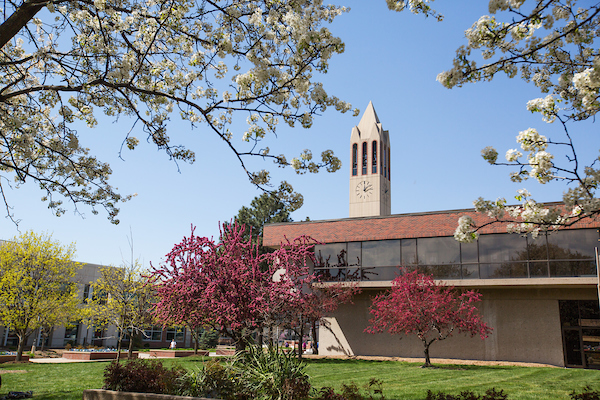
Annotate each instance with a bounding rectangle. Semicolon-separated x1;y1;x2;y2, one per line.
29;357;113;363
28;352;220;363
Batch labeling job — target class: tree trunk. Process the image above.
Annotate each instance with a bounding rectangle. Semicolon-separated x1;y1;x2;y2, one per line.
235;335;246;353
116;332;123;363
311;320;318;355
190;327;199;355
297;324;304;361
267;326;273;348
423;342;432;368
16;333;26;362
127;330;134;359
40;327;52;352
257;326;263;349
233;330;249;353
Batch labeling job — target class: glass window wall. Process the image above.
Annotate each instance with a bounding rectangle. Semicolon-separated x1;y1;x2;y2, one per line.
313;229;598;282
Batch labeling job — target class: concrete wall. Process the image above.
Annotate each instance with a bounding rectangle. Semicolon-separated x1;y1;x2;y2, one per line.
319;287;599;366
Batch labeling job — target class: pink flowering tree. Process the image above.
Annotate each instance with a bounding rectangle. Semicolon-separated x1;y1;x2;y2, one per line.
152;224;359;355
152;222;271;351
268;236;360;359
366;270;492;367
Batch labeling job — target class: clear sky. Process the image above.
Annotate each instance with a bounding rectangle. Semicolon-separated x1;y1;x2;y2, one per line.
2;0;597;268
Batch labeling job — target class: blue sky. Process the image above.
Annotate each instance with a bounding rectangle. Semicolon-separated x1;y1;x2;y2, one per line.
2;0;597;268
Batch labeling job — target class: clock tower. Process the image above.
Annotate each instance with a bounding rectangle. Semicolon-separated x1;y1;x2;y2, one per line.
349;102;391;217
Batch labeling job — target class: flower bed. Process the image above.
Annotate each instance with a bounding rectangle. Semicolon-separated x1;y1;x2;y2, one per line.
63;351;138;360
147;349;208;358
214;348;234;356
0;352;29;363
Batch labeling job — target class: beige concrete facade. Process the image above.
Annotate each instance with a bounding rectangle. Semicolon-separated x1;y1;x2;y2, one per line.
319;285;599;366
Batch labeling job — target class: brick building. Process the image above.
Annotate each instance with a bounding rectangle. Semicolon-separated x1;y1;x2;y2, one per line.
263;103;600;368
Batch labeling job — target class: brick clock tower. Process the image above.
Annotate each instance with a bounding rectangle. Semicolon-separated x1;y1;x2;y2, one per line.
349;102;391;217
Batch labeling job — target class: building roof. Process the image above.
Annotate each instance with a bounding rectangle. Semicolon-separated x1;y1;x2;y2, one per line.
262;205;600;247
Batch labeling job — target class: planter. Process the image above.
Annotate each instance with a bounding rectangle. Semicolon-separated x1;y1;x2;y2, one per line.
63;351;138;361
0;355;29;363
82;389;215;400
147;350;208;358
214;349;234;356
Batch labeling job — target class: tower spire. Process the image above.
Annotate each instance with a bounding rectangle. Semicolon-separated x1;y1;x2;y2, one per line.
349;102;391;217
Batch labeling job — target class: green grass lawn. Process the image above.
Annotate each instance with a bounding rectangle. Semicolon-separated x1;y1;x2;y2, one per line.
1;357;599;400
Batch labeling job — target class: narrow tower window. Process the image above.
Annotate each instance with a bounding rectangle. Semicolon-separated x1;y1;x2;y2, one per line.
362;142;368;175
372;140;377;174
387;147;391;179
352;143;357;176
382;143;387;178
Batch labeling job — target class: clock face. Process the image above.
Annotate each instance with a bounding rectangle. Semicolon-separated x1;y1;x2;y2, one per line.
355;181;373;199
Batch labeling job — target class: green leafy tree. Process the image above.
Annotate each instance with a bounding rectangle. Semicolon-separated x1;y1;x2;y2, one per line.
233;183;300;251
0;0;354;224
0;231;80;361
84;261;154;361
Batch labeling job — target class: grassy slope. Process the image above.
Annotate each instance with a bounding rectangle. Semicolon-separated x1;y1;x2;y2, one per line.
1;357;599;399
306;358;600;400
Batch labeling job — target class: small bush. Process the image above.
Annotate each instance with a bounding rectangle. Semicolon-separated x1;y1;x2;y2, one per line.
103;359;187;394
314;379;385;400
570;386;600;400
234;345;311;400
425;388;507;400
180;359;248;400
180;345;312;400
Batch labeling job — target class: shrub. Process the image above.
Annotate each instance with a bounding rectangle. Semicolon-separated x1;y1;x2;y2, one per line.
103;359;187;394
314;379;385;400
233;345;311;400
570;387;600;400
180;345;311;400
179;359;248;400
425;388;507;400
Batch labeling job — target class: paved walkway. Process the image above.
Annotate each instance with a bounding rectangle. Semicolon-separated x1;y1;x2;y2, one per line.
21;352;558;368
302;354;558;368
29;357;112;363
27;352;220;363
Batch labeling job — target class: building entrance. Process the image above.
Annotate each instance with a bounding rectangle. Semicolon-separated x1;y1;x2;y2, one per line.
560;300;600;368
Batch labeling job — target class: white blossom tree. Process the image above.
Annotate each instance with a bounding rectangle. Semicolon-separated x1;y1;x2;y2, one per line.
0;0;357;224
388;0;600;240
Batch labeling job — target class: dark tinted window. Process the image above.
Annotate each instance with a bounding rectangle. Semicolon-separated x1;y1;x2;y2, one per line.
527;235;548;260
363;240;400;267
479;234;527;263
347;242;361;267
314;243;347;267
548;229;598;259
401;239;417;265
461;241;478;263
417;237;460;265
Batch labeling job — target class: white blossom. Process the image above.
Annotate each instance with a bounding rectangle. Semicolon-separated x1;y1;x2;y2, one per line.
505;149;522;162
454;216;478;243
481;146;498;164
